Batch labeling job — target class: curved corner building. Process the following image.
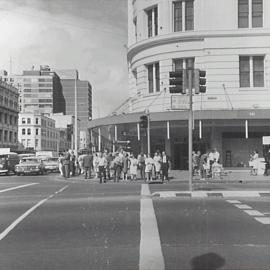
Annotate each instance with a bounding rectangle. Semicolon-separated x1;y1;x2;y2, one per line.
89;0;270;169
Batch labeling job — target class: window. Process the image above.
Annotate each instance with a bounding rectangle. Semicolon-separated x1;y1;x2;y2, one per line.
36;128;39;135
133;17;138;41
35;139;39;148
0;130;2;141
10;115;13;126
22;128;26;135
9;131;12;142
22;118;26;124
4;131;8;142
252;0;263;27
173;58;194;71
4;114;7;124
239;56;264;88
27;118;31;124
238;0;263;28
36;118;39;125
146;6;158;37
147;62;160;93
27;128;31;135
173;1;194;32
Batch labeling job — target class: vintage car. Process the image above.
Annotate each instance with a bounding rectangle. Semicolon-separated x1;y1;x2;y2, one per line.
0;153;20;175
42;157;59;173
15;157;47;176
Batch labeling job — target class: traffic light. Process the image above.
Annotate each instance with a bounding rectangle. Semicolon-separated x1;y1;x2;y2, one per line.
194;69;206;94
67;124;73;140
169;70;187;94
139;115;148;129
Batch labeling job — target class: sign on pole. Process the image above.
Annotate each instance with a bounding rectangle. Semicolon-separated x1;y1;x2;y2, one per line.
171;95;189;110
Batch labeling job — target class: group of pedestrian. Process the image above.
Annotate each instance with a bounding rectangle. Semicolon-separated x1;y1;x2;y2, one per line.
192;148;222;180
58;149;171;183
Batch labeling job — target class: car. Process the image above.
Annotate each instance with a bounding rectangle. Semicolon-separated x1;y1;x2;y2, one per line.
15;157;47;176
0;152;20;175
42;157;59;173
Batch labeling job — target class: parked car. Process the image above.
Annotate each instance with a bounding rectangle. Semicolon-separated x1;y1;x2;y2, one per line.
15;157;47;176
0;152;20;175
43;157;59;173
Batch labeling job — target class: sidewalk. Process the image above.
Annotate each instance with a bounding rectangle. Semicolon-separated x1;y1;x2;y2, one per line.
169;168;270;183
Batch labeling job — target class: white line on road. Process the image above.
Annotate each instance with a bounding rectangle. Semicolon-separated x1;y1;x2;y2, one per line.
254;217;270;224
234;204;253;209
0;185;69;241
0;183;38;193
140;184;165;270
243;210;265;216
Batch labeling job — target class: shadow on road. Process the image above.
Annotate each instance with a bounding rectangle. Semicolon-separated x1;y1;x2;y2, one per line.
190;252;225;270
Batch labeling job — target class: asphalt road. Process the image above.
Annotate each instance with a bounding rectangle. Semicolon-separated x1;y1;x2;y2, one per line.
0;174;270;270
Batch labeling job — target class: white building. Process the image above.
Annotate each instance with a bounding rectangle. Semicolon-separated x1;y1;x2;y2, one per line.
18;113;59;152
89;0;270;168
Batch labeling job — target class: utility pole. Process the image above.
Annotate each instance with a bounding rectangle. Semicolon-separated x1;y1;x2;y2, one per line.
188;67;193;192
147;111;150;154
74;78;78;156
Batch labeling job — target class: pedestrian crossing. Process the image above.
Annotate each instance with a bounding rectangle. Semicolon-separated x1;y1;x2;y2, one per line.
227;199;270;225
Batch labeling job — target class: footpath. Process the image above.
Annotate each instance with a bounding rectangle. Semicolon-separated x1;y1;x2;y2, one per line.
169;168;270;183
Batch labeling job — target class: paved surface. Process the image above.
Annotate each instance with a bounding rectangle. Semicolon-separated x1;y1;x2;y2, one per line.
0;173;270;269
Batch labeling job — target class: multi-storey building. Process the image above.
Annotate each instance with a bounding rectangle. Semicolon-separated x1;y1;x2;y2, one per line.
89;0;270;169
1;66;65;116
54;69;92;132
18;113;59;152
0;79;19;150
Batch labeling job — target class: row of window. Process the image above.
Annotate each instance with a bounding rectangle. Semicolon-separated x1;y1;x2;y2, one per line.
21;139;57;149
0;96;18;110
23;78;52;83
21;117;55;128
0;112;18;126
0;130;17;144
141;55;264;94
136;0;263;40
21;128;58;138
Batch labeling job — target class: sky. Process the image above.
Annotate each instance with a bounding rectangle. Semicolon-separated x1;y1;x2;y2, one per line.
0;0;128;118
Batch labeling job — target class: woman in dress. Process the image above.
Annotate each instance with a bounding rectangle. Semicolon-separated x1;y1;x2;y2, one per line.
129;154;138;182
145;154;154;182
153;152;162;180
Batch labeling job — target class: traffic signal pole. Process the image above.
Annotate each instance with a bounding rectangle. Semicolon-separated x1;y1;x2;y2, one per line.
147;112;150;154
188;68;193;192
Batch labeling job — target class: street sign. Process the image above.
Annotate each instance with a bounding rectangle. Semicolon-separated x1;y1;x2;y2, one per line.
263;136;270;145
171;95;189;110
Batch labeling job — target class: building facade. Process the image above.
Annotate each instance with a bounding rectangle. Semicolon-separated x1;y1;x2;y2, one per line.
89;0;270;169
0;80;19;150
18;113;59;152
55;70;92;132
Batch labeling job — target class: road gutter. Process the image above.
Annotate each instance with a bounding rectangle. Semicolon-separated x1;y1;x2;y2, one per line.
0;185;69;241
140;184;165;270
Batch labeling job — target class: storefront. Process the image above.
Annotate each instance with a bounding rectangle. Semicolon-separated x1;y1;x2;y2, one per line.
88;109;270;169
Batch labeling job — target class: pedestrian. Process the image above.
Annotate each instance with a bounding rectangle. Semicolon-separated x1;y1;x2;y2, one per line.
63;150;71;178
264;148;270;176
250;150;259;176
122;153;130;181
138;153;146;180
105;152;114;180
129;154;138;182
98;152;107;183
153;152;162;180
78;153;85;175
145;153;154;182
93;153;99;178
70;151;76;177
58;153;64;177
83;151;93;180
161;151;170;182
114;152;123;182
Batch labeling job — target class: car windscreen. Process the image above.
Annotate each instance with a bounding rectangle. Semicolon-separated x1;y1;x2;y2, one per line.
21;159;40;163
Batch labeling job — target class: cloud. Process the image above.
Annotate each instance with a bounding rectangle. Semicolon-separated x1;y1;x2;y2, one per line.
0;0;128;118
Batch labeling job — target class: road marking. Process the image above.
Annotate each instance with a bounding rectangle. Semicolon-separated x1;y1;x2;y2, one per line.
0;183;38;193
254;217;270;224
226;200;241;204
243;210;264;216
0;185;69;241
234;204;252;209
140;184;165;270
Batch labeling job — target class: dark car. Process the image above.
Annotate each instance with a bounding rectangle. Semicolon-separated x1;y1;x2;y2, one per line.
15;157;47;176
0;153;20;175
